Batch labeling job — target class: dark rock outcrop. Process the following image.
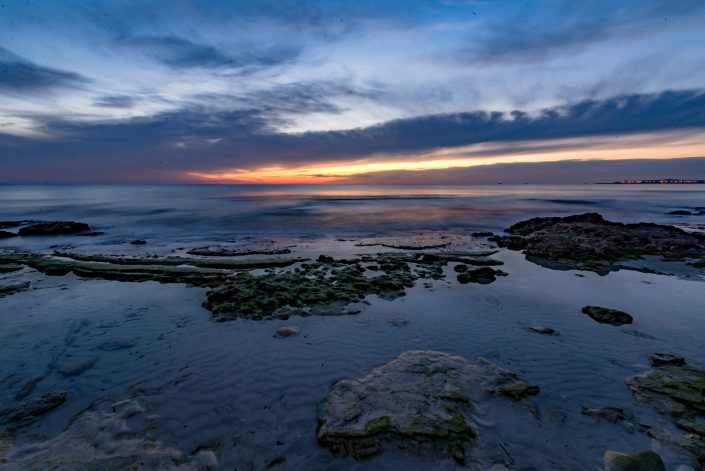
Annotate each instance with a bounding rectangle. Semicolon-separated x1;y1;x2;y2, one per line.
18;221;90;236
2;391;67;423
492;213;705;272
0;230;17;239
582;306;633;326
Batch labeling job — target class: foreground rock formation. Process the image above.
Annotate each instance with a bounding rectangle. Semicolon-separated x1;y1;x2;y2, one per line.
316;350;539;465
491;212;705;272
626;355;705;464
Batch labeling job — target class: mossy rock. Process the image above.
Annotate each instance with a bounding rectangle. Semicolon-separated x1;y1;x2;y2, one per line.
582;306;633;326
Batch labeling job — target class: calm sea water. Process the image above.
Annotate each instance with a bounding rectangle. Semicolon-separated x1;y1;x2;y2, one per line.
1;184;704;242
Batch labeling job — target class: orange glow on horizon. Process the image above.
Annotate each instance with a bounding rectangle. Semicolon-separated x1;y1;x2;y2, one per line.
186;130;705;184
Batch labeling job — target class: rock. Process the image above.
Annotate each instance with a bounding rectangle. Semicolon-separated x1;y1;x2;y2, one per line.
0;221;23;229
0;264;23;273
472;232;495;237
582;306;633;326
581;406;627;423
648;352;685;367
187;247;291;256
603;450;665;471
478;359;540;400
276;326;300;338
18;221;90;236
456;267;506;284
98;338;137;350
3;399;213;469
627;357;705;463
528;326;557;335
130;239;147;245
493;212;705;272
2;391;67;423
0;231;17;239
316;350;477;464
0;282;30;298
78;231;105;237
389;318;410;327
58;354;98;376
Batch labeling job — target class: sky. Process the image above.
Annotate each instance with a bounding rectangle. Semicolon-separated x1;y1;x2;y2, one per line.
1;0;705;184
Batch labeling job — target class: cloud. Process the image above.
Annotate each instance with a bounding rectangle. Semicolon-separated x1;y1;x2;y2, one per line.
0;47;87;93
458;3;705;64
339;157;705;185
120;35;299;70
1;88;704;182
93;95;137;108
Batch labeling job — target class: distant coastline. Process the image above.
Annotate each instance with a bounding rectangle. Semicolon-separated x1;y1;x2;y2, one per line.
601;179;705;184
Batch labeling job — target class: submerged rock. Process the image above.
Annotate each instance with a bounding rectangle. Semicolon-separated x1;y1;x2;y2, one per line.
187;246;291;257
58;354;98;376
581;406;627;423
276;326;300;338
582;306;633;326
477;358;540;400
626;356;705;463
2;391;67;423
129;239;147;245
18;221;90;236
603;450;665;471
3;399;216;469
0;282;30;298
0;230;17;239
668;210;694;216
528;326;557;335
492;212;705;272
317;350;477;464
98;337;137;350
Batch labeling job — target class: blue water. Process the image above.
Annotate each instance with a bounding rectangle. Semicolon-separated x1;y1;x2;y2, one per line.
1;184;704;243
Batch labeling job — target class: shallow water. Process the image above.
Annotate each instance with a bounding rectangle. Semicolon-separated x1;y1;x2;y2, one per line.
1;184;704;470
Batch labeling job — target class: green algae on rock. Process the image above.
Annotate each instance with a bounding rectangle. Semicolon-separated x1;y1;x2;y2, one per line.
316;350;478;464
603;450;665;471
582;306;633;326
204;256;415;321
626;356;705;464
0;282;30;298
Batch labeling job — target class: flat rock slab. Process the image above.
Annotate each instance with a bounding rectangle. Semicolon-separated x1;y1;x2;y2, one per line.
2;391;67;423
317;350;539;464
317;350;477;464
582;306;633;326
603;450;665;471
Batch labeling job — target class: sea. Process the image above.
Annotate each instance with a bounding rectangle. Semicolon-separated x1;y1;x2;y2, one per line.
0;184;704;470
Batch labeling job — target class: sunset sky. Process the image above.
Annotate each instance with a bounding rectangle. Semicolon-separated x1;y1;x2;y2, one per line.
1;0;705;184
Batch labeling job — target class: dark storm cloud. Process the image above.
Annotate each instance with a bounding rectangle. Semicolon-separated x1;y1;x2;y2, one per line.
1;89;704;182
119;35;299;70
0;47;86;93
